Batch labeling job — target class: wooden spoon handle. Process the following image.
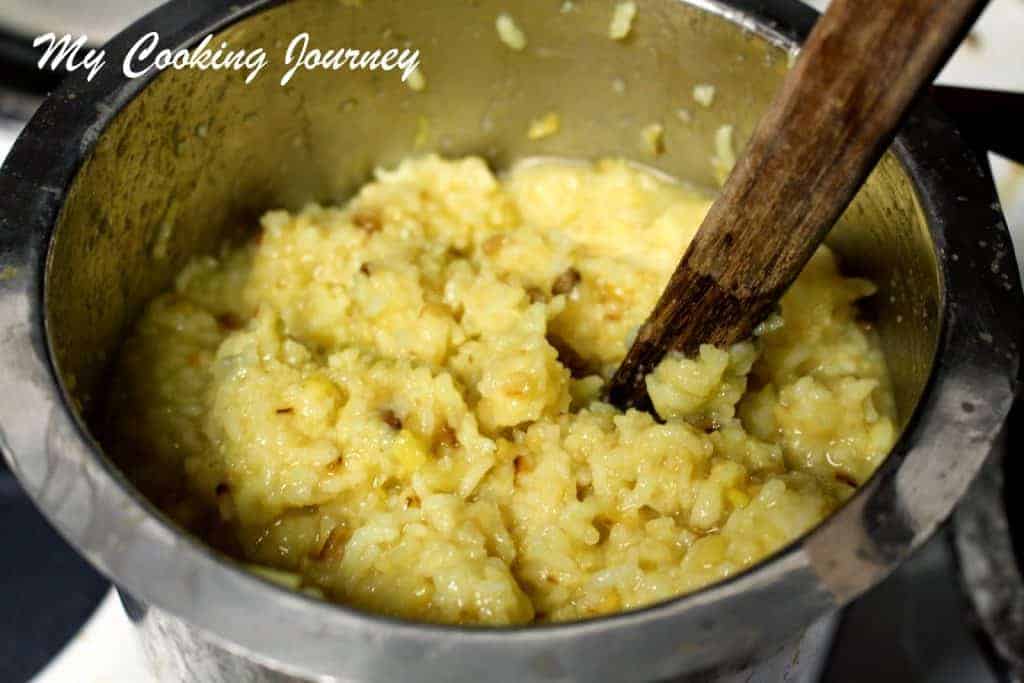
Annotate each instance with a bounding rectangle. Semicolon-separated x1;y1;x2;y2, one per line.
607;0;987;410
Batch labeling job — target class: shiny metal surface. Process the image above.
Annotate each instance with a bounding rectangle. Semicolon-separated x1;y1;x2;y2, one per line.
118;592;839;683
0;0;1020;681
953;421;1024;681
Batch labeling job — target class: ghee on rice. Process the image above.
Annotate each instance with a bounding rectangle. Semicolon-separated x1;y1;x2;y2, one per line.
107;156;895;625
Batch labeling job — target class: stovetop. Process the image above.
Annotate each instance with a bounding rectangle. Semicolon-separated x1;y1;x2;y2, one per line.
0;465;108;682
1;1;1022;681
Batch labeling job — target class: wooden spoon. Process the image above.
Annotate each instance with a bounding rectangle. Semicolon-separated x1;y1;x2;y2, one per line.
606;0;987;410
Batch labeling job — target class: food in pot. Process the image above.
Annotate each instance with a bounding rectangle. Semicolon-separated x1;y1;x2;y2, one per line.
527;112;561;140
496;13;528;51
106;155;895;625
693;83;715;107
609;1;637;40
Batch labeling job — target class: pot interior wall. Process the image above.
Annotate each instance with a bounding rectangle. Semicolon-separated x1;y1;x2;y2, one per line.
45;0;939;441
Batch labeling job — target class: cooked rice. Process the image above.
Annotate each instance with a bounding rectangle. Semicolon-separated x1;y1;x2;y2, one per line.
108;156;895;625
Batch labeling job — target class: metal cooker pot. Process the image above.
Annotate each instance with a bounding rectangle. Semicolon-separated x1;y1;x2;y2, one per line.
0;0;1020;680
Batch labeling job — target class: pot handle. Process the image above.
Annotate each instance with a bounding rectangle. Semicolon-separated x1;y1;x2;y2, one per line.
934;85;1024;683
931;85;1024;165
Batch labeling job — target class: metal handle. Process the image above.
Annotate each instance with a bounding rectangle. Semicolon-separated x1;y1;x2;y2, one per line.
937;83;1024;683
932;85;1024;165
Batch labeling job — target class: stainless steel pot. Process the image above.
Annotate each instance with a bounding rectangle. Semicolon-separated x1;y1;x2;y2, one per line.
0;0;1020;681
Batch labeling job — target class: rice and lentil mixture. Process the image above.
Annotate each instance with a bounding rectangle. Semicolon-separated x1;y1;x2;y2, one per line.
107;155;896;625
